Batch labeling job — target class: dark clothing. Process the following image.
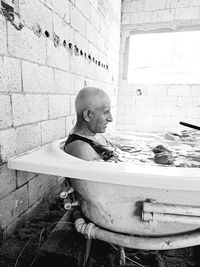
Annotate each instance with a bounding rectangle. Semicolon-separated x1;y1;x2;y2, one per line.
64;134;115;161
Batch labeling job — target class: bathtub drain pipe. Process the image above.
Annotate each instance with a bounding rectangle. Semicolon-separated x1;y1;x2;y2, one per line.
73;209;200;250
142;202;200;225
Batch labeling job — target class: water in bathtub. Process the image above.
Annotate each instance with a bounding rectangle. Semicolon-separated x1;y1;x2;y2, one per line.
104;130;200;168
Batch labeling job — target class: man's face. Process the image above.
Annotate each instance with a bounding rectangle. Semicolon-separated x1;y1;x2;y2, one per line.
88;95;113;134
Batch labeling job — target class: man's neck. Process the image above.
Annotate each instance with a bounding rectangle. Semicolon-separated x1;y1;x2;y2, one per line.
71;122;107;145
72;123;96;138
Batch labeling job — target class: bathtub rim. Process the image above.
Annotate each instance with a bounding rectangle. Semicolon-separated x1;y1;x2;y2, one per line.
7;136;200;192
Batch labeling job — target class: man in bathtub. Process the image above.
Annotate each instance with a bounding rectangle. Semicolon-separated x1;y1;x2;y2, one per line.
64;87;118;161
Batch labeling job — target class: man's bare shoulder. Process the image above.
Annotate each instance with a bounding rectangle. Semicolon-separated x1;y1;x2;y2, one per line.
65;140;99;161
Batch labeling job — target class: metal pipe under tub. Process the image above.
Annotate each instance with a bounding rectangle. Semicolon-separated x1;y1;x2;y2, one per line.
142;202;200;224
143;202;200;216
73;209;200;251
142;212;200;225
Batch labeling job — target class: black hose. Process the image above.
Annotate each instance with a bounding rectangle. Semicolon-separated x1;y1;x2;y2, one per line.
179;121;200;131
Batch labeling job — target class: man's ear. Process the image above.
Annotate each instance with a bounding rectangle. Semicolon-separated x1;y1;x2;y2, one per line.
83;108;92;122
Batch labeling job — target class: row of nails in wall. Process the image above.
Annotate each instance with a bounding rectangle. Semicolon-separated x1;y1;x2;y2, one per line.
33;24;109;69
0;1;109;70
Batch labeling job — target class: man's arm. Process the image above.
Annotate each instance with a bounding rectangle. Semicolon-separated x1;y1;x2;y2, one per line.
65;140;100;161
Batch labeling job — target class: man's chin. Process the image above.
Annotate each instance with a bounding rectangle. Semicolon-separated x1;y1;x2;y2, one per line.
101;126;107;133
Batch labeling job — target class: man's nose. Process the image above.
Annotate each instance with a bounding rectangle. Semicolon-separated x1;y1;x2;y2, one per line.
107;111;113;122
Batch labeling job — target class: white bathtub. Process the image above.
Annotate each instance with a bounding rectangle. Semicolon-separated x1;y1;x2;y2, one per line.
8;133;200;238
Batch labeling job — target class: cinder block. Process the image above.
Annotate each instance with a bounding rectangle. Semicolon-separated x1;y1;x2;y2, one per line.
41;117;66;144
8;24;46;64
166;0;190;8
0;16;7;54
71;56;86;76
85;60;96;79
90;0;98;10
66;115;76;135
186;107;200;119
152;9;175;22
147;85;168;96
143;106;157;116
70;95;76;115
99;20;107;40
98;34;106;53
170;107;187;118
51;0;70;23
135;115;155;125
118;95;130;106
190;85;200;96
0;164;16;200
135;106;146;116
0;56;22;92
53;15;73;44
177;96;199;107
190;0;200;6
71;6;86;36
116;123;125;132
0;124;41;161
0;185;28;228
124;124;136;132
76;0;90;19
168;85;190;96
4;180;62;238
95;65;105;82
118;79;128;88
156;96;177;107
17;171;36;187
47;39;71;71
175;7;199;20
123;0;144;13
28;174;58;206
49;95;70;118
117;114;126;124
121;13;131;24
124;115;136;124
144;0;166;11
131;12;152;24
74;30;88;53
117;86;127;96
55;70;74;94
74;76;85;94
127;84;147;96
22;61;54;93
12;94;48;126
0;95;12;129
88;42;98;63
86;22;98;46
136;95;157;107
90;6;100;31
117;106;125;115
19;0;53;35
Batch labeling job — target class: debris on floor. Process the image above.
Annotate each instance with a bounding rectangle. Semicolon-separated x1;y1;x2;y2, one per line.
0;196;200;267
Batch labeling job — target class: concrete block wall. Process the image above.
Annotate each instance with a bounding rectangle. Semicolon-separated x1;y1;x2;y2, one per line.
117;0;200;133
0;0;121;238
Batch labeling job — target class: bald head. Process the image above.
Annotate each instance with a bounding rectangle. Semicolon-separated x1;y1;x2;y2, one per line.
74;87;113;134
75;87;109;116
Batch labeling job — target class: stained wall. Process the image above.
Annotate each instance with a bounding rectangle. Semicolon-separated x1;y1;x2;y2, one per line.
0;0;121;238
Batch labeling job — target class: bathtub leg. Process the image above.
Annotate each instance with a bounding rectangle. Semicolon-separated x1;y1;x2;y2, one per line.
119;246;126;265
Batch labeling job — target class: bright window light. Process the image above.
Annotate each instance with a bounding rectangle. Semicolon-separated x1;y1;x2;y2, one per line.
127;31;200;84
